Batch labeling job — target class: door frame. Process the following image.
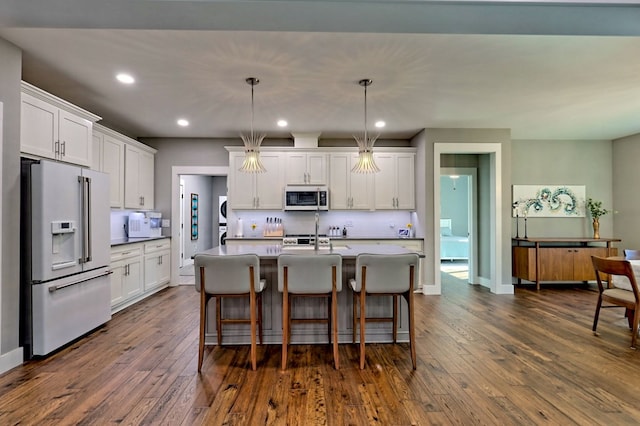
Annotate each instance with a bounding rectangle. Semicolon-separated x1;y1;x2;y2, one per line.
170;166;228;286
432;143;510;295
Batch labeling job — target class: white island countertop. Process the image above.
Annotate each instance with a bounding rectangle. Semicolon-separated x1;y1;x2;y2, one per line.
196;243;424;260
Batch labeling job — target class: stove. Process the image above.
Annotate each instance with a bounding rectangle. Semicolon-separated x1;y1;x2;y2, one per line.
282;234;330;248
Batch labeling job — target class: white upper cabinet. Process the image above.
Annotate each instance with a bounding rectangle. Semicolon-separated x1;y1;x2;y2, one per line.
228;151;284;210
285;152;327;185
374;152;415;210
227;147;415;212
92;126;125;208
20;82;100;167
329;153;372;210
124;143;155;210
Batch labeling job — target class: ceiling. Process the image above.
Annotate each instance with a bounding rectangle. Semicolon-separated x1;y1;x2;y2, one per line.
1;0;640;141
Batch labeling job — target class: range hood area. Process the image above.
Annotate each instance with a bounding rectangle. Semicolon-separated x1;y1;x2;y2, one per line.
291;132;321;149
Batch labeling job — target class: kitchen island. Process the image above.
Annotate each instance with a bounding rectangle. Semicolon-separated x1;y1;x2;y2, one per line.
195;243;423;346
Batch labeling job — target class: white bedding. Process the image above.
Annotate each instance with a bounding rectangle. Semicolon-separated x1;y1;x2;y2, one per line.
441;235;469;260
440;218;469;260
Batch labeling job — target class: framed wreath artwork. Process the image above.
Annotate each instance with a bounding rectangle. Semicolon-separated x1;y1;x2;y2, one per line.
512;185;586;218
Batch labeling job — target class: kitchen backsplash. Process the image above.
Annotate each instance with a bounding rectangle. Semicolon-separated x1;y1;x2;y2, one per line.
111;209;419;243
110;210;131;241
227;210;418;238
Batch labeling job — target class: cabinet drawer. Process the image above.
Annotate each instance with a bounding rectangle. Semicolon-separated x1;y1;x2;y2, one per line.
110;245;142;262
144;239;171;254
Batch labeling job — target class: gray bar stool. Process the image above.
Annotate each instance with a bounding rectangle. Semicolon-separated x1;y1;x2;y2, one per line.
278;253;342;370
350;253;419;369
194;253;266;371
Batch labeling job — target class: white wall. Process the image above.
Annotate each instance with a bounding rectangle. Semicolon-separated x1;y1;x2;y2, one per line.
511;139;613;239
0;38;24;372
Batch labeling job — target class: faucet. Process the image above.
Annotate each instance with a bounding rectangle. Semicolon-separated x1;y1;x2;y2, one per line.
314;212;319;251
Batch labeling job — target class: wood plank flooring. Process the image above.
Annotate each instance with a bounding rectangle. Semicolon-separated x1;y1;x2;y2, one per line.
2;273;640;425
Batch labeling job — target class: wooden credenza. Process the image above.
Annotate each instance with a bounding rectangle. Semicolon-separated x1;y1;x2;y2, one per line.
512;237;620;290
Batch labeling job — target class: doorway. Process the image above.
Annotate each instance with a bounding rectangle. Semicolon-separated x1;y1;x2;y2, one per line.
171;166;229;287
440;167;477;285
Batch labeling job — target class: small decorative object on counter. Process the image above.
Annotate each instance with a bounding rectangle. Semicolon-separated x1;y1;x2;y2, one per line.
587;198;610;239
407;223;413;238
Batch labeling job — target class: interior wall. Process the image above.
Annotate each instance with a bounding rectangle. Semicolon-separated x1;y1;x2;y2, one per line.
612;133;640;252
141;138;240;222
181;175;215;259
440;175;469;237
0;38;22;370
511;139;613;239
477;154;491;278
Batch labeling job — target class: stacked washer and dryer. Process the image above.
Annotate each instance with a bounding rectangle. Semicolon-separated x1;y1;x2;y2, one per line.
218;196;227;246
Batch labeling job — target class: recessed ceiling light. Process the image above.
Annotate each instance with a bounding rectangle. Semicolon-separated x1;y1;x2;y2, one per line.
116;73;135;84
277;119;288;127
177;119;189;127
375;121;386;128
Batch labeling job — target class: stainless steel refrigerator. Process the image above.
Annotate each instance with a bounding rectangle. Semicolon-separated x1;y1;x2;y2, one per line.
21;158;112;358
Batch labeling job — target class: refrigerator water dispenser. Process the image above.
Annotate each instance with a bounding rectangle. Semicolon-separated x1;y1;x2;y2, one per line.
51;220;78;270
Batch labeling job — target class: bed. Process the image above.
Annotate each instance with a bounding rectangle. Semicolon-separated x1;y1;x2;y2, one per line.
440;218;469;260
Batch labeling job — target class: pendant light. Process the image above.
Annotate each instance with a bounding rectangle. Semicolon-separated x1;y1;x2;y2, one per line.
239;77;266;173
352;78;380;173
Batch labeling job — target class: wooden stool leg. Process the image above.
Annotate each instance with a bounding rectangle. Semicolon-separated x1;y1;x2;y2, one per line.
249;266;257;371
282;268;289;370
631;308;640;350
328;294;332;344
332;266;339;369
198;290;207;372
359;292;366;369
409;266;417;369
360;266;367;370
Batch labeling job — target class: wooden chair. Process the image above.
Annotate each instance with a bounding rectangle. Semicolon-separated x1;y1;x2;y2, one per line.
278;254;342;370
194;254;266;371
591;255;640;349
350;253;420;369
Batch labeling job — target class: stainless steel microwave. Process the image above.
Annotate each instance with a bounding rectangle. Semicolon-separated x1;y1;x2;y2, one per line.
284;185;329;211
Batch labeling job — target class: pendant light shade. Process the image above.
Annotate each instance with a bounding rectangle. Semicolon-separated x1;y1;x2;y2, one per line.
239;77;266;173
352;78;380;173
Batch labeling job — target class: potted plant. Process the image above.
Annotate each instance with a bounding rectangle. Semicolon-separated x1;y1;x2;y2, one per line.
586;198;610;239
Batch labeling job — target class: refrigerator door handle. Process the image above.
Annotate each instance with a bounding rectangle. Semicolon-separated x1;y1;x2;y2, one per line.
78;176;92;264
48;270;113;293
85;176;92;262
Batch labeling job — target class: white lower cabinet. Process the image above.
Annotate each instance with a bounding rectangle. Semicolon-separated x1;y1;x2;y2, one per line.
143;240;171;291
110;238;171;312
110;245;143;308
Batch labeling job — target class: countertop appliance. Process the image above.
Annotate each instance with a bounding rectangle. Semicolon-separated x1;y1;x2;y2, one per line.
20;158;112;358
284;185;328;211
128;211;162;238
282;234;331;248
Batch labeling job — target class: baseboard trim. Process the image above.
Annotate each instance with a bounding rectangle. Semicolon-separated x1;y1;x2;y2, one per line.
0;347;24;374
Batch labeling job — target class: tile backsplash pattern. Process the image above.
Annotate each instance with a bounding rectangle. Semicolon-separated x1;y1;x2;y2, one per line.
227;210;416;238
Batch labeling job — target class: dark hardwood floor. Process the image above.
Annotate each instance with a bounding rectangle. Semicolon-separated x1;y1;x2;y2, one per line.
2;272;640;425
